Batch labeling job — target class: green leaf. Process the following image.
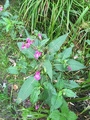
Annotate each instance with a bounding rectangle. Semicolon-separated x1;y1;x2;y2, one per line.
30;87;40;104
48;33;68;53
64;80;79;89
4;0;10;9
55;78;64;90
17;77;39;104
68;59;86;71
43;60;52;80
85;39;90;45
7;66;18;74
62;47;72;59
41;82;57;106
49;110;61;120
40;38;49;47
51;95;63;111
68;111;77;120
17;42;34;58
54;64;66;71
63;89;77;98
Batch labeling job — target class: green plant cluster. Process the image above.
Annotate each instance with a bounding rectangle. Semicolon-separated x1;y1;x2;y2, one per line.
0;0;90;120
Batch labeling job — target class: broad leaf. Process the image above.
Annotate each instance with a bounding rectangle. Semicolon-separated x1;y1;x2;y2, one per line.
40;38;49;47
68;111;77;120
17;77;39;104
63;89;77;97
62;47;72;59
85;39;90;45
49;110;61;120
64;80;79;89
17;42;34;58
7;66;18;74
68;59;86;71
30;87;40;104
41;82;57;106
48;33;68;53
54;64;66;71
51;95;63;111
4;0;10;9
43;60;52;80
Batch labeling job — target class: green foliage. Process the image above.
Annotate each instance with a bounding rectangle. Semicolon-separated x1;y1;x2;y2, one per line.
17;77;40;104
7;66;18;74
0;0;90;119
48;33;68;53
43;60;52;81
68;59;86;71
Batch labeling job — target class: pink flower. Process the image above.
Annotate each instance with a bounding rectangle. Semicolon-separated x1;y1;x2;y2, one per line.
35;105;39;110
21;43;26;49
34;50;42;60
38;33;42;40
26;38;33;48
67;66;72;71
20;34;22;37
34;71;41;80
0;6;3;12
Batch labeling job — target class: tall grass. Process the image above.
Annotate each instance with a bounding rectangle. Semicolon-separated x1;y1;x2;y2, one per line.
19;0;90;41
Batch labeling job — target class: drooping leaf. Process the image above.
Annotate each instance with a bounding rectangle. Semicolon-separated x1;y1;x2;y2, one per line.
17;42;34;58
4;0;10;9
68;59;86;71
48;33;68;53
7;66;18;74
63;89;77;98
17;77;39;104
43;60;52;80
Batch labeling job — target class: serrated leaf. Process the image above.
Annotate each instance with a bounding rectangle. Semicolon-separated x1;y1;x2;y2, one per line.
48;33;68;53
68;59;86;71
17;42;34;58
62;47;72;59
4;0;10;9
17;77;39;104
43;60;52;80
40;38;49;47
7;66;18;74
63;89;77;97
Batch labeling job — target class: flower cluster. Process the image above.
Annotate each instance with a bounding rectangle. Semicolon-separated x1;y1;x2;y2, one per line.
21;38;33;49
21;37;42;81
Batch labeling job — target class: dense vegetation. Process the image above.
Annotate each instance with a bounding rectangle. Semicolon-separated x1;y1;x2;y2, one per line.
0;0;90;120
